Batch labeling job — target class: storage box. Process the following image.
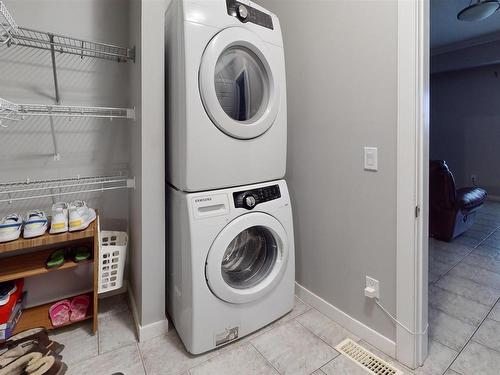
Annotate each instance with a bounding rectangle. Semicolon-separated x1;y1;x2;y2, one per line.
0;279;24;324
0;292;26;340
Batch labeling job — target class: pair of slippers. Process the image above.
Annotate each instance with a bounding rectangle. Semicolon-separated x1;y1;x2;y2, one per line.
0;344;66;375
0;352;66;375
49;295;89;327
0;327;64;355
46;247;91;269
0;328;66;375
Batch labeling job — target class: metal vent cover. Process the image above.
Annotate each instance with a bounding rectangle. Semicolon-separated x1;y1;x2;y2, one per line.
334;339;404;375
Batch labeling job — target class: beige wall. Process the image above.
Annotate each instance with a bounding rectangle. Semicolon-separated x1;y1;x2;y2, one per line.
259;0;399;340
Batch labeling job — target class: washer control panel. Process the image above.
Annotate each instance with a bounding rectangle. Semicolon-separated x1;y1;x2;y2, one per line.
226;0;274;30
233;184;281;210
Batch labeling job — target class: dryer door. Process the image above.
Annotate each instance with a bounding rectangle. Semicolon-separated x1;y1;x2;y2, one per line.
205;212;289;304
199;27;280;140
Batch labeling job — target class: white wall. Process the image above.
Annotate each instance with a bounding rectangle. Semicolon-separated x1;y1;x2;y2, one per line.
128;0;168;335
0;0;131;305
430;64;500;196
259;0;399;341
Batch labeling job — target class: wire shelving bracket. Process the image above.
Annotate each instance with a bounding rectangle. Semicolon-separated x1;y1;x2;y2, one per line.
0;174;136;204
0;0;17;45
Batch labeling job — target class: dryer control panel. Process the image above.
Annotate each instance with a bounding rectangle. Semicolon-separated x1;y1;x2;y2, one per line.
233;184;281;210
226;0;274;30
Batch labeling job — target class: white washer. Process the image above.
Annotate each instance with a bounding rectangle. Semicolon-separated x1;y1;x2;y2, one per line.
165;0;287;192
167;180;295;354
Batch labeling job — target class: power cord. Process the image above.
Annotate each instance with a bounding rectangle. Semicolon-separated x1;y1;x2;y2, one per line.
375;298;429;336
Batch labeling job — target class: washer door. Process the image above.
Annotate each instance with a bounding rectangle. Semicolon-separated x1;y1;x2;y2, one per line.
199;27;280;140
205;213;289;304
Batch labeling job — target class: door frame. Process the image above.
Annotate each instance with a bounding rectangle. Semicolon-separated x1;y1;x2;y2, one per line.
396;0;429;368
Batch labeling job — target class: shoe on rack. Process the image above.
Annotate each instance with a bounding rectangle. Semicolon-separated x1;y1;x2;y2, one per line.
49;203;68;235
0;213;22;243
68;201;96;232
23;210;48;239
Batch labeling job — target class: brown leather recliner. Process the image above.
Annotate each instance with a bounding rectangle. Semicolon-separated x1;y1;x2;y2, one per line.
429;160;487;242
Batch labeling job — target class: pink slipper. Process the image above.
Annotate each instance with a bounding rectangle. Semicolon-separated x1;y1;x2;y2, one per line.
48;300;70;327
69;295;90;322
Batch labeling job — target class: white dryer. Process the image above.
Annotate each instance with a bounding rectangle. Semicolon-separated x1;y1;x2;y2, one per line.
167;180;295;354
165;0;287;192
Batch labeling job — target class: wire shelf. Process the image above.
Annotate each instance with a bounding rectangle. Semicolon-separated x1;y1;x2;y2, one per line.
11;27;135;62
0;97;135;122
0;174;135;204
0;1;134;62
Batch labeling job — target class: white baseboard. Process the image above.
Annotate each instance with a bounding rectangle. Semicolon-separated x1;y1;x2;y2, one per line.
295;282;396;358
128;288;169;342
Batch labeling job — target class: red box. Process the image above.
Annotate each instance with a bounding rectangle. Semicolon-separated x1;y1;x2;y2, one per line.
0;279;24;324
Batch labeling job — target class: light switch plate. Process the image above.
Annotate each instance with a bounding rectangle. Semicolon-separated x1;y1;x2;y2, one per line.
364;147;378;171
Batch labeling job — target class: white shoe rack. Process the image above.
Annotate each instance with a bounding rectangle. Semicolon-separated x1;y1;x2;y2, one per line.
0;1;136;160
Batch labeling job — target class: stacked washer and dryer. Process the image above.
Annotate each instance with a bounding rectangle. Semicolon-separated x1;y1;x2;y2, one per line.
165;0;295;354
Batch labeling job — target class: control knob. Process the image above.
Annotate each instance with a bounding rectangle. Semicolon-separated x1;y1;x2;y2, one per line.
238;4;249;20
243;194;256;209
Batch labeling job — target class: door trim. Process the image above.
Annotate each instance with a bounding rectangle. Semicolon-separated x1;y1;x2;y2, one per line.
396;0;429;368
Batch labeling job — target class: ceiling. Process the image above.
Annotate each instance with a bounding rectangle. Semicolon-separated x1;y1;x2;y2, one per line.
431;0;500;49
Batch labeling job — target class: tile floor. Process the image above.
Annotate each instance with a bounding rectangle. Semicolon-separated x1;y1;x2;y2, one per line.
426;200;500;375
48;201;500;375
54;293;416;375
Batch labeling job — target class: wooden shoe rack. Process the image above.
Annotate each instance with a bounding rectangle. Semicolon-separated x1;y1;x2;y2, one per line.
0;219;99;334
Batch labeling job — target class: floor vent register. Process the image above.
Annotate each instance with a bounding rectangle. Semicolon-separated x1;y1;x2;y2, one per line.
335;339;404;375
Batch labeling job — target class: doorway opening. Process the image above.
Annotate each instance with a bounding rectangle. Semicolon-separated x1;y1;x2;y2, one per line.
426;1;500;372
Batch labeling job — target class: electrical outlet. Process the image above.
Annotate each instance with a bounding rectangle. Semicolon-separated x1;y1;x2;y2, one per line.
364;276;380;299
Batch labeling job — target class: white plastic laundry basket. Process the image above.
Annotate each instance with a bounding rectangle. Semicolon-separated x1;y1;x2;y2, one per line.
99;230;128;294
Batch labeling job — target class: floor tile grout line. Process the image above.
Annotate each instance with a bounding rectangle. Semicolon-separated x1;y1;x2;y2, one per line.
436;249;500;290
432;247;475;285
248;341;282;375
294;317;343;356
429;282;493;310
294;311;411;374
442;296;500;374
431;226;500;286
317;357;339;374
471;225;500;249
250;308;340;375
135;342;149;375
182;302;312;375
469;337;500;356
431;270;500;304
459;256;500;278
427;337;460;355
